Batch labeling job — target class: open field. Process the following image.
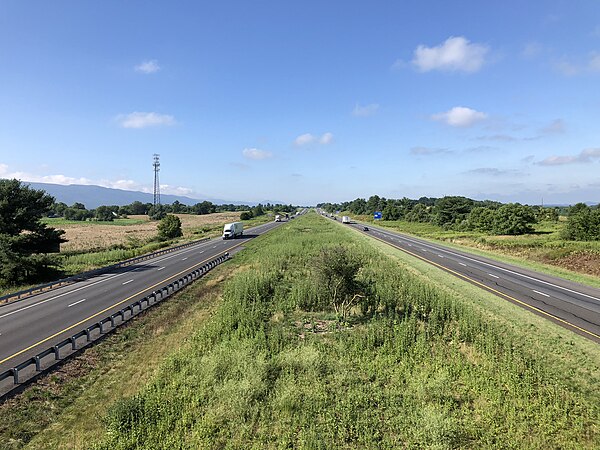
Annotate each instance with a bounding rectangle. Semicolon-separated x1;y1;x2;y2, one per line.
4;212;597;448
46;212;249;252
0;212;270;297
352;214;600;282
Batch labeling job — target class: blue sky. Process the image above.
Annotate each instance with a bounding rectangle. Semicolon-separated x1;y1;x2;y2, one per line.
1;1;599;205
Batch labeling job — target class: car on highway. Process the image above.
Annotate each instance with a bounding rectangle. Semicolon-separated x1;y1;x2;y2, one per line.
363;226;369;231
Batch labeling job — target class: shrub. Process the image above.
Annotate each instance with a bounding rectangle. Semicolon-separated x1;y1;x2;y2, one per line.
157;215;183;240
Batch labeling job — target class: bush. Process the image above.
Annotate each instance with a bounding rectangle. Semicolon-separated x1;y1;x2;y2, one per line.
157;215;183;240
240;211;252;220
313;245;366;319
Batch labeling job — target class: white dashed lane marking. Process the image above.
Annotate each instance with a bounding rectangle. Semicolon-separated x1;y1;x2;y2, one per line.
68;299;86;308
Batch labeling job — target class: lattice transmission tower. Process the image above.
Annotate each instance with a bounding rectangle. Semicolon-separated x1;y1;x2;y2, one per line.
153;154;161;208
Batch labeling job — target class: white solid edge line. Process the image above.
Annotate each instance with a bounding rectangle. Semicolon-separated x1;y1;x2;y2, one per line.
374;227;600;303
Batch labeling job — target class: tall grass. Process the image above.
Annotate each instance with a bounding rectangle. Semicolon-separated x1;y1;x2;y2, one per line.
95;213;600;449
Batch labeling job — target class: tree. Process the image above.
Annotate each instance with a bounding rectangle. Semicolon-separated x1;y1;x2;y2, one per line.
0;179;66;286
433;196;474;228
240;211;252;220
561;204;600;241
94;205;115;221
251;204;265;217
157;214;183;240
313;245;366;319
64;207;91;221
492;203;536;235
129;201;148;215
405;203;431;223
468;207;497;232
148;204;166;220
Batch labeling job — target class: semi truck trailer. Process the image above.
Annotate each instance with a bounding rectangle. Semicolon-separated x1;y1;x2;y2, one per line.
222;222;243;239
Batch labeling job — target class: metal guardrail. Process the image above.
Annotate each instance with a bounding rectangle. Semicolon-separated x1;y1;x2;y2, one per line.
0;237;211;306
0;252;230;391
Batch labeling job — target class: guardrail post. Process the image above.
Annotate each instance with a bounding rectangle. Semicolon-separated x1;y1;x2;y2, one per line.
12;368;19;384
98;321;104;333
71;336;77;350
85;327;92;342
53;345;60;360
35;355;42;371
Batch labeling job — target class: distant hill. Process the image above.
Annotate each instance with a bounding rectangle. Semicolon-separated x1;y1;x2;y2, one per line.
19;182;254;209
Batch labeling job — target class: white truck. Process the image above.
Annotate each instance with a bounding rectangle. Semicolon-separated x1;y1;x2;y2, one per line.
342;216;351;224
275;215;281;222
222;222;243;239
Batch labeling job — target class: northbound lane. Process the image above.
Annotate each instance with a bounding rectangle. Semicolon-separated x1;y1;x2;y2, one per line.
0;220;283;374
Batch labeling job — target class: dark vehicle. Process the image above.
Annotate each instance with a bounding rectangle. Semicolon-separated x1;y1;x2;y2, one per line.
363;226;369;231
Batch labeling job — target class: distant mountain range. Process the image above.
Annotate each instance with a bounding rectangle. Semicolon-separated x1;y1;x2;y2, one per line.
19;182;277;209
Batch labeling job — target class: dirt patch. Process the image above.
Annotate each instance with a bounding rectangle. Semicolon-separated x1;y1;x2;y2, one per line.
296;319;338;339
547;251;600;277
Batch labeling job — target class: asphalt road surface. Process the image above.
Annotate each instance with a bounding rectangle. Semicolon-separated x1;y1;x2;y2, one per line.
0;220;283;375
332;216;600;343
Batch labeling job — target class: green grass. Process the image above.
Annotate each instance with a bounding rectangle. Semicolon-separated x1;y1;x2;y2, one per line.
0;265;226;450
83;212;599;449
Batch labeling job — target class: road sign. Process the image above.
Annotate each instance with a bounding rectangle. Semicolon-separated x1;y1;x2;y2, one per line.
374;211;382;220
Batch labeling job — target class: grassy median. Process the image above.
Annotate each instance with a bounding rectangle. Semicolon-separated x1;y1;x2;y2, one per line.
82;212;599;449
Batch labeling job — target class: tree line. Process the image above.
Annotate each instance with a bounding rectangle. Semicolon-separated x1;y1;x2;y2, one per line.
318;195;599;239
49;200;297;222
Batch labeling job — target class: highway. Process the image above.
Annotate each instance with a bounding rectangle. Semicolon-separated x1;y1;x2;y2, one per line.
331;215;600;342
0;220;283;376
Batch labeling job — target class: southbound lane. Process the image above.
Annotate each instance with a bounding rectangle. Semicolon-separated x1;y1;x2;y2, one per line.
330;216;600;342
0;220;282;373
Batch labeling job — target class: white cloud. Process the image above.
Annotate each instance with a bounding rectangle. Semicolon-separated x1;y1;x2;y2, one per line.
117;112;176;129
521;42;542;59
412;36;489;73
410;146;451;156
0;163;198;197
242;148;273;160
431;106;487;127
554;53;600;76
540;119;566;134
319;132;334;145
554;59;581;76
160;184;194;196
465;168;523;176
537;148;600;166
294;133;316;146
391;59;407;71
294;132;333;147
590;52;600;72
135;60;161;74
353;103;379;117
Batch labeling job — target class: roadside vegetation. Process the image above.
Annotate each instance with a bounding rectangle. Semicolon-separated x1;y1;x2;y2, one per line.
320;195;600;279
76;212;598;448
2;212;598;448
